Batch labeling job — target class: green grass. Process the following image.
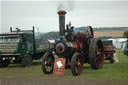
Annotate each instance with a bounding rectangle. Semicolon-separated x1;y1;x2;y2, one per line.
76;50;128;80
0;50;128;84
63;50;128;80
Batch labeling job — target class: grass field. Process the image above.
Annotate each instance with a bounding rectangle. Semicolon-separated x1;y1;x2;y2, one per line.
0;50;128;85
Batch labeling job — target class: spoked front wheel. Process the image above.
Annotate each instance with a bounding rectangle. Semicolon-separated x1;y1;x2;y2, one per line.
71;52;83;76
41;52;54;74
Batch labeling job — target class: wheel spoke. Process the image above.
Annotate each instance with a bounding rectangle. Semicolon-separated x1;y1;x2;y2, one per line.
76;56;82;75
44;57;53;72
96;41;104;67
71;53;83;76
42;52;54;74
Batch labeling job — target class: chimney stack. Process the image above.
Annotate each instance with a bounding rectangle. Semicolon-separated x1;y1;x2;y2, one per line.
57;11;66;37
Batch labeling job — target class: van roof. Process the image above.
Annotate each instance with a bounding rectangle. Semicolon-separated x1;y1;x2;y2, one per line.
0;32;33;36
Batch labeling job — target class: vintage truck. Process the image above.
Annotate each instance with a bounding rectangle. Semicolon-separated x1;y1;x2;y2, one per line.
102;40;115;63
0;27;53;67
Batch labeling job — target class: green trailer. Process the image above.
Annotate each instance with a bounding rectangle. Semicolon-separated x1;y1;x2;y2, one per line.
0;26;53;67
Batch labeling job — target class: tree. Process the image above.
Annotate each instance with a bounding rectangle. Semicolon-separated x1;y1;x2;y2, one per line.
123;31;128;38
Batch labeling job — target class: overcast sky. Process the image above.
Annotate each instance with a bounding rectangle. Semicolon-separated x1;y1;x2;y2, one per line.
0;0;128;33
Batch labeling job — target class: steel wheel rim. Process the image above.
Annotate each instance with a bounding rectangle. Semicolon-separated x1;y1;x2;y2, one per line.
96;41;104;68
74;55;83;75
44;55;54;72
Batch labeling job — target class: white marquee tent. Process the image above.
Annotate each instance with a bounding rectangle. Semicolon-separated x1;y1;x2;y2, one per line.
108;38;128;50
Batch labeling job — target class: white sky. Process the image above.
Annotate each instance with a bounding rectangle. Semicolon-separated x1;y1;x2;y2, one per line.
0;0;128;33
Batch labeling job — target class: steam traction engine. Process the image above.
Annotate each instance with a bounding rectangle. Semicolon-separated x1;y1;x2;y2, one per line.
41;11;104;76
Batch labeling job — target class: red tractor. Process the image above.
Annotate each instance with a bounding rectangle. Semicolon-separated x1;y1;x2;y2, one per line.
41;11;104;76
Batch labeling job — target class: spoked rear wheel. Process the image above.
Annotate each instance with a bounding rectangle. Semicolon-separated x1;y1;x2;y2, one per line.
71;52;83;76
89;38;104;69
41;52;54;74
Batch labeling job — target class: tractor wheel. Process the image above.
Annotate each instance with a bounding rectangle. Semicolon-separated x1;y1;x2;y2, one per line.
21;54;33;67
41;52;54;74
0;56;10;68
71;52;83;76
89;38;104;69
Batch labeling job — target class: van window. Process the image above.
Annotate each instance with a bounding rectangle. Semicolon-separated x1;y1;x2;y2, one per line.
0;35;19;42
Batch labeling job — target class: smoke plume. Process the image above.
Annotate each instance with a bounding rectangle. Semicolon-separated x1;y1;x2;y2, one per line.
57;0;75;12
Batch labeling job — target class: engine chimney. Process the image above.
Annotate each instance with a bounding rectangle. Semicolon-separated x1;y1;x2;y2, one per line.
57;11;66;37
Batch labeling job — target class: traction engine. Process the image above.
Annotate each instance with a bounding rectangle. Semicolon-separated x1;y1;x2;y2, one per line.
41;11;104;76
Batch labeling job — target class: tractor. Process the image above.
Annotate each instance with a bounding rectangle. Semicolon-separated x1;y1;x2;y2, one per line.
41;11;104;76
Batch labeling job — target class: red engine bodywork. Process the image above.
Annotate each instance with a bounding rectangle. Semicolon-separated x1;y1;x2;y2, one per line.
72;33;85;52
